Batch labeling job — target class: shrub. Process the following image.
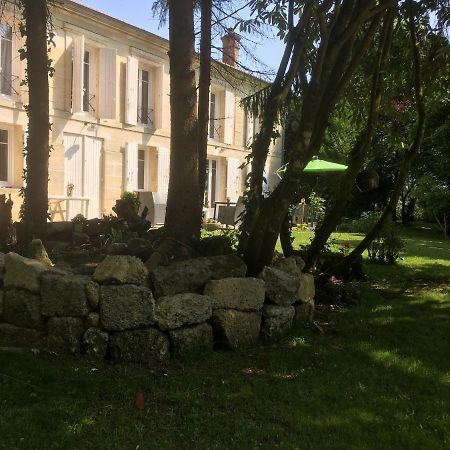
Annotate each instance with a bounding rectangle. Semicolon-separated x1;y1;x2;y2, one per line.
309;191;326;225
71;213;87;224
198;228;239;256
342;210;383;233
367;231;405;264
120;191;141;212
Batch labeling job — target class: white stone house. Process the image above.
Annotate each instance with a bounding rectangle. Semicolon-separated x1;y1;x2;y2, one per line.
0;0;282;221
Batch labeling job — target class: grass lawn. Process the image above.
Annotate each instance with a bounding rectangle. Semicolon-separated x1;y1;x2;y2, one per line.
1;223;449;449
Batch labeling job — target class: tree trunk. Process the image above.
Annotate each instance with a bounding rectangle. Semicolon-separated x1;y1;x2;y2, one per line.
165;0;202;243
0;194;15;247
332;2;426;275
22;0;50;241
238;3;387;275
304;8;395;272
197;0;212;201
238;4;315;256
280;211;294;256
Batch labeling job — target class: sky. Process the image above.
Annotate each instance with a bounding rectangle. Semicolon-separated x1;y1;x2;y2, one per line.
74;0;284;78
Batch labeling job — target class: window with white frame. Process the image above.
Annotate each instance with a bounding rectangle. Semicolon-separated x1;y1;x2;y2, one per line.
137;67;153;126
204;158;218;208
137;148;146;190
208;89;233;144
125;143;155;192
82;50;91;112
0;127;12;185
126;57;163;128
71;36;99;115
0;24;12;96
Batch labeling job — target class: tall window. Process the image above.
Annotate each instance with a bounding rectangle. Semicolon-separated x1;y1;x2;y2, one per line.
137;149;146;190
204;159;217;208
82;50;90;112
209;93;216;139
0;24;12;96
0;128;9;183
138;68;152;126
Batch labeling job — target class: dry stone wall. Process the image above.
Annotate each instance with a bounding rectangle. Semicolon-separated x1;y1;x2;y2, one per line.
0;252;315;364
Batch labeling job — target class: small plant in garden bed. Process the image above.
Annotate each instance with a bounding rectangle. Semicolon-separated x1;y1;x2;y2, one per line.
120;191;141;212
339;241;353;256
339;210;383;233
71;213;87;233
198;228;239;256
367;231;405;264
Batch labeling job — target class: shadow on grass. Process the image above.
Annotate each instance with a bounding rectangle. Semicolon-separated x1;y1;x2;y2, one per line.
366;260;450;285
1;283;449;449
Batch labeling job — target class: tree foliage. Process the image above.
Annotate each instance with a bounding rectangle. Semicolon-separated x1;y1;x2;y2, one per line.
237;0;396;275
417;175;450;238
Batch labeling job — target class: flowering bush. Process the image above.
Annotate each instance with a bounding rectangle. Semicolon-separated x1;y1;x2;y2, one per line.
392;98;412;113
339;241;352;256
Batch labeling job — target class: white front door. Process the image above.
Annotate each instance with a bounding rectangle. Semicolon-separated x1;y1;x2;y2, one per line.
64;133;102;220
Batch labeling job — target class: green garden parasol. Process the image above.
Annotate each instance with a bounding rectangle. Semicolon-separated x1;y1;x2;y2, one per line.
275;158;348;178
303;158;348;173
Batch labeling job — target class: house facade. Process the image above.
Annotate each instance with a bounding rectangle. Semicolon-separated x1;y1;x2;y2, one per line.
0;0;282;222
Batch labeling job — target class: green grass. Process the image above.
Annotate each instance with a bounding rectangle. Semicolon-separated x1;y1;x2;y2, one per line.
1;223;450;449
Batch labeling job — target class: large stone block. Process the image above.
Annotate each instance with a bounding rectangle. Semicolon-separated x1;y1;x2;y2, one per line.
99;285;155;331
203;277;265;311
169;323;213;356
85;281;100;310
261;266;299;306
0;252;5;281
85;312;100;328
83;328;109;359
93;255;148;285
294;301;315;325
261;305;295;341
211;309;261;350
47;317;85;354
262;304;295;319
272;256;301;277
293;256;306;272
297;273;315;303
149;254;247;297
0;323;44;348
3;289;42;329
4;252;50;293
41;274;90;317
155;293;211;330
28;239;54;267
109;328;170;364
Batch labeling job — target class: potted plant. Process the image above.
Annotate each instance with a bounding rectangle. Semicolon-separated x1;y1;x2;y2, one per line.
66;182;74;197
112;192;141;223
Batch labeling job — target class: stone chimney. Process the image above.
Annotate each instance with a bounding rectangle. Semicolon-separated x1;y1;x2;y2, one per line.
221;28;241;68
